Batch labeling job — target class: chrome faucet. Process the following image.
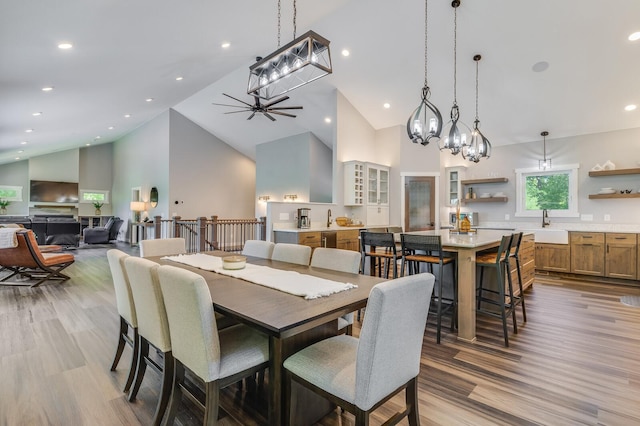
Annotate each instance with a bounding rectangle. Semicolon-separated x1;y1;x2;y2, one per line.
327;208;332;228
542;209;550;228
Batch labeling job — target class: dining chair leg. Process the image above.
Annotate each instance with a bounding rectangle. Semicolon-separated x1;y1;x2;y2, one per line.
203;380;220;425
152;351;174;426
436;264;443;344
477;267;485;310
124;328;140;393
128;336;149;401
161;360;184;426
110;317;128;372
504;260;518;334
406;377;420;426
496;267;509;347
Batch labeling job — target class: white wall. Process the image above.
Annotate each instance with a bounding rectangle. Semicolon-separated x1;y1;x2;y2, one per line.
0;160;29;216
168;109;255;219
79;144;113;217
113;110;170;237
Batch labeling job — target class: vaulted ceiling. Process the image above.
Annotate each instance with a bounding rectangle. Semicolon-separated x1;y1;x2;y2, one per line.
1;0;639;164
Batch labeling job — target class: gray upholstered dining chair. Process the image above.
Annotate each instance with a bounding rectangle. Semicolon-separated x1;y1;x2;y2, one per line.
271;242;312;266
241;239;275;259
157;265;269;425
123;257;173;426
106;249;138;394
139;237;186;258
310;247;362;335
283;273;435;426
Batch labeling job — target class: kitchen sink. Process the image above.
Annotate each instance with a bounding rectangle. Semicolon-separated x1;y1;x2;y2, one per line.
520;228;569;244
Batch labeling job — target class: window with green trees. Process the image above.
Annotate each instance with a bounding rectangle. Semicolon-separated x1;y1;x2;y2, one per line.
0;186;23;201
515;164;579;217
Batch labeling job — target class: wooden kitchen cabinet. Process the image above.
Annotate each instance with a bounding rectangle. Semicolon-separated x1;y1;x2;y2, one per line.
535;243;571;273
297;232;322;249
570;232;605;276
515;233;535;291
343;161;365;206
336;229;360;252
605;233;637;279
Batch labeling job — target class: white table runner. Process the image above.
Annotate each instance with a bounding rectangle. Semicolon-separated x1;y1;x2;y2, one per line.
164;253;357;299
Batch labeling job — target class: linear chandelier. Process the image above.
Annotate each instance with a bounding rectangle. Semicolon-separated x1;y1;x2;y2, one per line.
247;0;332;100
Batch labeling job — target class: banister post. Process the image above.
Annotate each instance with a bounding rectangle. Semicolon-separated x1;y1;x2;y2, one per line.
211;215;219;250
173;216;181;238
154;215;161;239
260;216;267;241
197;216;207;252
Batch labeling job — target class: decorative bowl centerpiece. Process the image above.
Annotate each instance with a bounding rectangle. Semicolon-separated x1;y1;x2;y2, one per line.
222;255;247;270
335;217;351;226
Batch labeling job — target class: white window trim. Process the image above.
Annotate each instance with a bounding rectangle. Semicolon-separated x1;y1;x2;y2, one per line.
514;163;579;218
0;185;23;201
80;189;110;204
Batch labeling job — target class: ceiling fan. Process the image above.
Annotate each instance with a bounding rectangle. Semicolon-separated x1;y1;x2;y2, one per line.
212;93;303;121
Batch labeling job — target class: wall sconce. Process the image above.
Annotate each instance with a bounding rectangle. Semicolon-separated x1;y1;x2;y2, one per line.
130;201;146;222
258;195;271;202
283;194;298;202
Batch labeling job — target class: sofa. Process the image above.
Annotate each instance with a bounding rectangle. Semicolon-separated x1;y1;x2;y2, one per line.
83;217;123;244
43;217;81;247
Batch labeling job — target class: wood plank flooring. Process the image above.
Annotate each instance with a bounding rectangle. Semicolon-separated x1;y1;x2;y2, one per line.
1;244;640;425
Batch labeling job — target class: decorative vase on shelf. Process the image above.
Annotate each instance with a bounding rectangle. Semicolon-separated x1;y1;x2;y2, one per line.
95;208;101;215
0;207;6;215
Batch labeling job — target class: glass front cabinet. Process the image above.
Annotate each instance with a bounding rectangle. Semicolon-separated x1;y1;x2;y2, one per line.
445;166;466;206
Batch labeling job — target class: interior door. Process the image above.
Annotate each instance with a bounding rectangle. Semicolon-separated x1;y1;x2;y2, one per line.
404;176;436;231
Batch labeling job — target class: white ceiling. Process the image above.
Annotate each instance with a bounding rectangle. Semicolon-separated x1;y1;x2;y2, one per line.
1;0;639;164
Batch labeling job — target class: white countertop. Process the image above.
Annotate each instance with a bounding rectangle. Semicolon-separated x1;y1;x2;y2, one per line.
273;226;366;233
399;229;522;249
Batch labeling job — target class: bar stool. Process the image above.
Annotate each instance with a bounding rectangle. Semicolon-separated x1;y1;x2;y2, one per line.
507;232;527;323
360;231;398;279
401;234;457;343
476;234;517;347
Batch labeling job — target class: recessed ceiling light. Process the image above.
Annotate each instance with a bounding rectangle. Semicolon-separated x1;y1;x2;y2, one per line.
108;126;115;130
58;43;73;49
324;117;332;124
32;112;42;116
175;76;184;81
341;49;350;57
21;141;27;145
42;86;54;92
625;104;637;111
145;98;154;102
86;143;91;146
383;103;391;109
15;157;20;160
124;114;131;118
221;42;231;49
25;129;33;133
532;61;549;72
629;32;640;41
94;136;101;140
18;150;23;154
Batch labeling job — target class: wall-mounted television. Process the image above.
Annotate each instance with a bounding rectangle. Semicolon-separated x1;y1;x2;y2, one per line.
29;180;79;203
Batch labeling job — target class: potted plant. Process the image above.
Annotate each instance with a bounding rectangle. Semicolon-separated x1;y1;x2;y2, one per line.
93;202;104;215
0;199;10;215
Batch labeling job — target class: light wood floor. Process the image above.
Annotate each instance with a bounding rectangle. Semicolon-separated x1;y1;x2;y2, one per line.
1;244;640;425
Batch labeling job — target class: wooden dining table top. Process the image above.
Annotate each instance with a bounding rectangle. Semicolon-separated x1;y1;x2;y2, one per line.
152;251;386;339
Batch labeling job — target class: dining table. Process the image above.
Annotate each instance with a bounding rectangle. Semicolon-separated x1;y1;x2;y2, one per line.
397;229;519;342
153;250;387;426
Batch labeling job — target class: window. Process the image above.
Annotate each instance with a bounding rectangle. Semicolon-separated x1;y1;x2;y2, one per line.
80;189;110;204
0;185;23;201
515;164;579;218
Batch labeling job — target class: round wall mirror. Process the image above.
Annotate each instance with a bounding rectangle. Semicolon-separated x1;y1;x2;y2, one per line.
150;187;158;208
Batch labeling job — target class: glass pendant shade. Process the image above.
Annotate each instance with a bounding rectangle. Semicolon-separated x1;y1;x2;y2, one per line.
463;119;491;162
440;105;471;155
248;30;332;100
407;86;443;145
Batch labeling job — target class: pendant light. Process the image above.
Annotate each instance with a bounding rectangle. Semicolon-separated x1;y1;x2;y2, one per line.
406;0;442;145
462;54;491;163
247;0;332;100
439;0;471;155
539;131;552;170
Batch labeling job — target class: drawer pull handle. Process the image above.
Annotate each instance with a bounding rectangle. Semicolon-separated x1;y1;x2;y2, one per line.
615;237;626;240
583;236;593;239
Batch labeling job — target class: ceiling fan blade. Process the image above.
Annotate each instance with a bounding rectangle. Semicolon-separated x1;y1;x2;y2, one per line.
269;111;297;118
247;112;256;120
224;110;252;114
270;106;303;110
212;102;251;108
263;96;290;108
223;93;253;107
263;112;277;121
